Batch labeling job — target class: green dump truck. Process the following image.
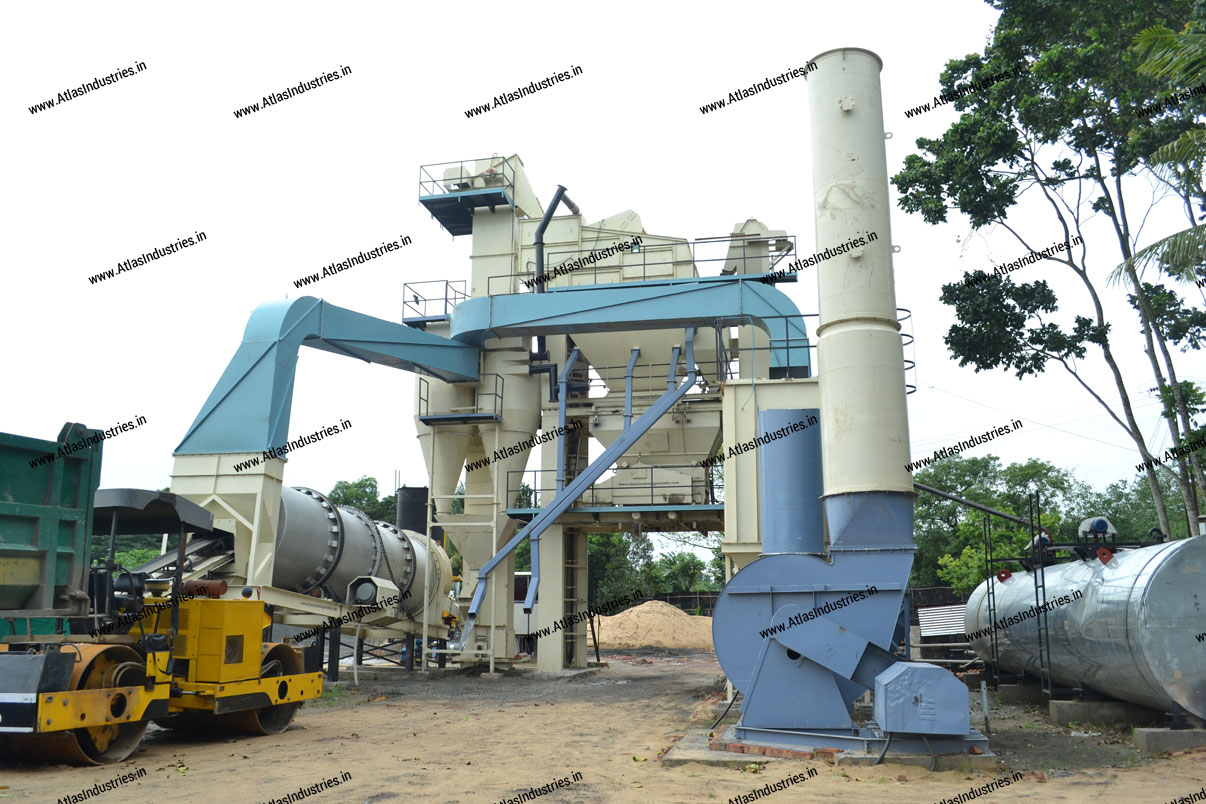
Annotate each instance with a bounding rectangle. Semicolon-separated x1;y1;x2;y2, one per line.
0;422;103;636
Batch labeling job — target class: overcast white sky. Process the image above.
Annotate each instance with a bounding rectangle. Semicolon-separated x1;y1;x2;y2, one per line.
5;1;1202;549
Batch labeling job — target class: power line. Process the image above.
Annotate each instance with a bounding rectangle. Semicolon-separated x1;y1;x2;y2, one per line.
919;384;1142;454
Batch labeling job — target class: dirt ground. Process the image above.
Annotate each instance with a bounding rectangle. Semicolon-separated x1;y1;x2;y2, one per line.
3;650;1204;804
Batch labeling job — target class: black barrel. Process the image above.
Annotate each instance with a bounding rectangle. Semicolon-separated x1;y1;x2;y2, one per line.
397;486;429;533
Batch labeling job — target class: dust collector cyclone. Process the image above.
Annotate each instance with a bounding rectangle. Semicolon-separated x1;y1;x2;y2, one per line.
966;535;1206;719
711;47;990;758
272;485;451;609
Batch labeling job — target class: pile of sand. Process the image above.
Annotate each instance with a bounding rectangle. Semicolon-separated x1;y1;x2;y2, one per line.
591;600;714;650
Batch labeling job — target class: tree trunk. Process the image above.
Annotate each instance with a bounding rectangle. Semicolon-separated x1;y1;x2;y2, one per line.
1060;267;1173;537
1087;163;1174;536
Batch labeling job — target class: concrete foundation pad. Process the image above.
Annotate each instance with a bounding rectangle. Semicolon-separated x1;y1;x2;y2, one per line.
527;667;601;681
660;726;998;772
1049;699;1163;728
960;672;990;690
1133;729;1206;754
713;698;742;718
339;666;462;684
997;684;1046;705
661;728;771;768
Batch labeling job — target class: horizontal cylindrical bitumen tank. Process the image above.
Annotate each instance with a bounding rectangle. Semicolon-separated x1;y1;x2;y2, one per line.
273;485;452;612
965;536;1205;718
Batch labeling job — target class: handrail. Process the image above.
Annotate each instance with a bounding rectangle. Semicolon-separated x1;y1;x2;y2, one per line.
506;464;723;510
485;234;797;296
418;156;516;199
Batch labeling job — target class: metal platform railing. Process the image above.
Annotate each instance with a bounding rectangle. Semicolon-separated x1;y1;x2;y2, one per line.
575;357;715;396
710;309;916;391
506;463;723;510
403;280;469;322
485;234;798;296
418;156;516;200
417;373;503;423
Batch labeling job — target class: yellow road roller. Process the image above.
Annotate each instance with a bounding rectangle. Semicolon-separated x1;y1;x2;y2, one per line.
0;433;322;765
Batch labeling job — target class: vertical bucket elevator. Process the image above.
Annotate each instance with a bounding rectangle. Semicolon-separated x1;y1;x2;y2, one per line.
710;48;989;757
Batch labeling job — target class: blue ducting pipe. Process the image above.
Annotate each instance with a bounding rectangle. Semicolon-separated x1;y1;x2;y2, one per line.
176;297;478;455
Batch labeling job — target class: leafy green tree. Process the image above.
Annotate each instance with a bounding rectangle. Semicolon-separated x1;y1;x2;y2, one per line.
912;456;1003;587
1128;18;1206;291
937;523;1029;596
587;533;641;608
114;548;160;570
629;529;662;596
709;541;728;588
920;454;1191;594
914;455;1110;592
1069;467;1191;541
328;476;395;521
90;533;161;565
514;534;531;571
656;552;709;593
892;0;1203;537
1116;16;1206;516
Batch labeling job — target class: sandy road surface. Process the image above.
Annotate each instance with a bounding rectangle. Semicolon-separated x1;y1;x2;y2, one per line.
2;651;1203;804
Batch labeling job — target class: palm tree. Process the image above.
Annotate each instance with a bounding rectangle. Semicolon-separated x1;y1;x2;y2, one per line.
1118;23;1206;526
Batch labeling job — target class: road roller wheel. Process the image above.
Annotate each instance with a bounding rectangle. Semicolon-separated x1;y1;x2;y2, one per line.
0;645;148;765
227;643;304;734
170;644;304;737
